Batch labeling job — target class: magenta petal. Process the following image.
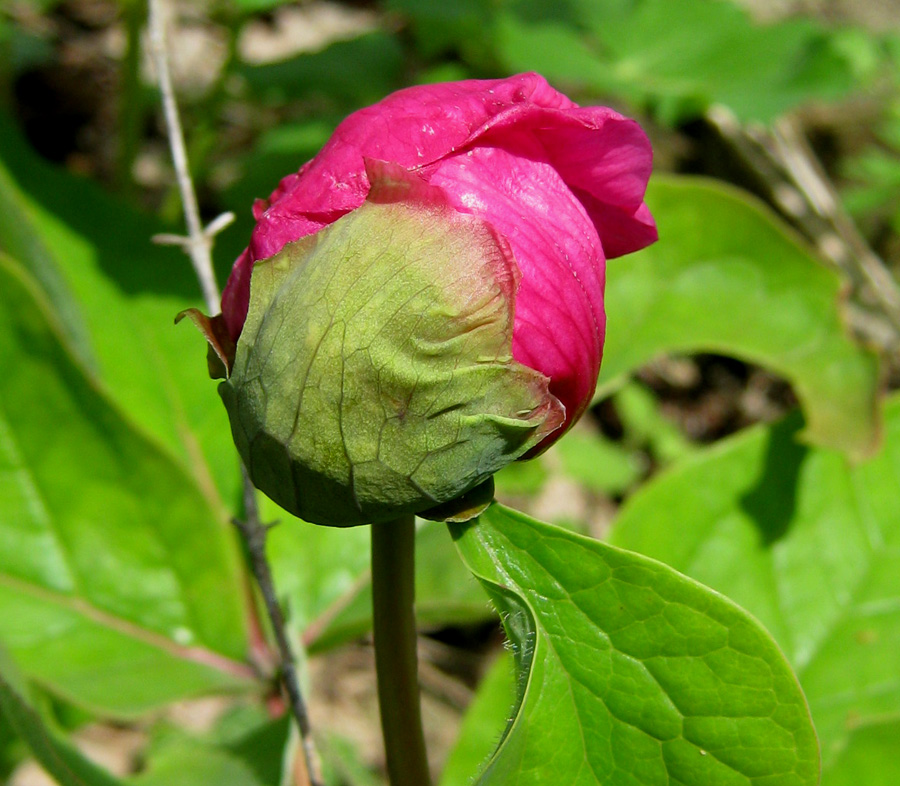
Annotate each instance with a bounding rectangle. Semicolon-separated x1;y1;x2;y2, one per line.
533;110;656;258
221;248;252;342
576;193;659;259
262;73;572;219
427;142;606;431
244;75;654;276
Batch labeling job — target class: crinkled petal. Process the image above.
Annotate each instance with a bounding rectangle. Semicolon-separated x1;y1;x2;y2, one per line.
426;139;605;434
575;192;659;260
263;73;573;217
222;73;655;350
533;109;657;257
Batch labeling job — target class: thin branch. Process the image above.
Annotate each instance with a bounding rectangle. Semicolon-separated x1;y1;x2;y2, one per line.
772;116;900;332
147;0;219;313
146;3;322;783
235;479;324;786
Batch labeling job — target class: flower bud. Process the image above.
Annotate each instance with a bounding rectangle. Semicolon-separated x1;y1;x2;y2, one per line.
184;73;656;526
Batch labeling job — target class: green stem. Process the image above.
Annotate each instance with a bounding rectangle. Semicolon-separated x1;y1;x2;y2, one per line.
371;515;432;786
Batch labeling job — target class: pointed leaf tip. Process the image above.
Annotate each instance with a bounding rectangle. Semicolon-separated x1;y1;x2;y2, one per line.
176;308;236;379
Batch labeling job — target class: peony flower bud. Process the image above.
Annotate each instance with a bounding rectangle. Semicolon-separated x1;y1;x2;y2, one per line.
185;73;656;527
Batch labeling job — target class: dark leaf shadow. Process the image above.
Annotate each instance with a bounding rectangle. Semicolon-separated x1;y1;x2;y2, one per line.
739;412;808;546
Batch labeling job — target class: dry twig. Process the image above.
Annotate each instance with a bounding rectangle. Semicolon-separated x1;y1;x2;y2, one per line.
706;105;900;352
146;2;322;783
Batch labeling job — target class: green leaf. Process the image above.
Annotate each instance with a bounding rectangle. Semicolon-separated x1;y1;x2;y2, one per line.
132;710;293;786
0;255;254;716
494;0;854;123
319;732;385;786
822;720;900;786
0;645;125;786
385;0;494;64
450;504;819;786
600;175;880;459
614;381;695;466
237;31;404;108
439;653;515;786
493;455;548;496
0;111;240;514
224;0;297;12
610;394;900;771
131;736;267;786
0;150;95;370
556;430;644;495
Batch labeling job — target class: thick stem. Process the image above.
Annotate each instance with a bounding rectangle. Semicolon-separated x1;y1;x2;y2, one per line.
371;516;432;786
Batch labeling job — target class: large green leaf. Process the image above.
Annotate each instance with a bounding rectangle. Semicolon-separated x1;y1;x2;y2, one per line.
0;645;125;786
450;504;819;786
610;394;900;773
131;744;266;786
0;112;239;512
0;256;254;716
600;175;880;459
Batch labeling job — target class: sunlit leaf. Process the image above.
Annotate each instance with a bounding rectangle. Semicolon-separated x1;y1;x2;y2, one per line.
0;645;125;786
439;653;515;786
450;504;819;786
599;175;880;459
610;394;900;772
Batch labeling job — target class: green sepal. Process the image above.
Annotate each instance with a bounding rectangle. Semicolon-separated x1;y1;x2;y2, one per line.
220;161;563;526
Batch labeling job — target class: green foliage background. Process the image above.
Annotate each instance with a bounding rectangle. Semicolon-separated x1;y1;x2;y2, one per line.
1;0;899;784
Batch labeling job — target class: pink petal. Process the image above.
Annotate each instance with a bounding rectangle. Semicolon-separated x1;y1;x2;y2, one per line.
222;72;656;363
221;248;252;342
254;73;573;217
426;138;606;432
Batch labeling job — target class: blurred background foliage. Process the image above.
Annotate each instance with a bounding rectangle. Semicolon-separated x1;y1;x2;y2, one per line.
1;0;900;784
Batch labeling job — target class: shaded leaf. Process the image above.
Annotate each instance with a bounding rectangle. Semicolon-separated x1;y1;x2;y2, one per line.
0;256;254;716
0;112;240;512
496;0;854;123
303;521;489;653
450;504;819;786
237;31;404;108
131;737;266;786
439;653;515;786
0;645;125;786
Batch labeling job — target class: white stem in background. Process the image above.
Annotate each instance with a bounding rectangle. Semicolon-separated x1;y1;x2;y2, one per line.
146;0;220;313
146;3;323;785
